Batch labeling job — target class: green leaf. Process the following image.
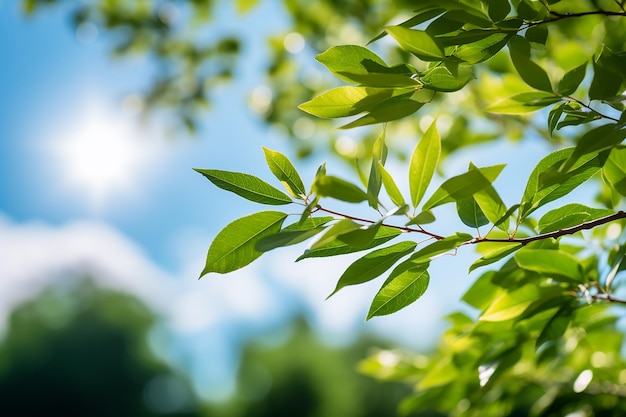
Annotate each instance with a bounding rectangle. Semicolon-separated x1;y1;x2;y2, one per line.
486;92;561;114
297;226;402;261
471;163;509;231
406;210;436;225
386;26;445;61
421;65;475;92
508;35;553;92
315;45;387;83
457;197;489;228
328;241;417;298
515;249;585;283
561;124;626;172
409;233;472;264
548;102;566;135
310;219;361;249
422;164;505;210
453;32;510;64
313;175;369;203
262;147;306;198
480;284;540;322
367;261;430;319
525;25;548;45
520;148;604;218
603;147;626;196
469;243;522;272
201;211;288;276
589;51;625;100
298;87;395;119
379;162;406;207
194;169;292;205
485;0;511;21
536;304;574;348
338;222;382;249
368;9;446;44
340;98;424;129
255;217;334;252
367;132;388;209
538;204;615;233
557;64;586;96
409;122;441;208
462;271;499;310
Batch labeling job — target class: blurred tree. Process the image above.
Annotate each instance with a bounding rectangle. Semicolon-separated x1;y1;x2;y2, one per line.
0;280;201;416
232;318;425;417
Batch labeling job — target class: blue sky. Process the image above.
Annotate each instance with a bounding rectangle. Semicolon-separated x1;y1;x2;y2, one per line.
0;0;567;402
1;0;457;400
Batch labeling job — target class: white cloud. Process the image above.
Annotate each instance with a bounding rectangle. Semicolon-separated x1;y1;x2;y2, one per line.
0;212;466;398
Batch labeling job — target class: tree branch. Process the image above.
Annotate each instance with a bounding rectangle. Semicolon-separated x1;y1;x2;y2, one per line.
473;211;626;245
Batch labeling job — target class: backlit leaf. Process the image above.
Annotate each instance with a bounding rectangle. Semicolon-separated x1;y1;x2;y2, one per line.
256;216;334;252
515;249;584;283
328;241;417;298
422;164;505;210
457;197;489;228
297;226;402;261
194;169;292;205
603;147;626;196
340;98;424;129
201;211;288;276
409;233;472;264
386;26;444;61
486;92;561;114
421;65;475;92
263;147;306;198
557;63;586;96
469;243;522;272
379;162;406;207
410;122;441;208
298;86;395;119
314;175;369;203
538;204;615;233
367;260;430;319
480;284;540;322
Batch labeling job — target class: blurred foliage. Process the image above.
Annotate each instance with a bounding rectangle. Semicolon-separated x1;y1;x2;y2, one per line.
0;280;201;416
231;318;418;417
0;280;419;416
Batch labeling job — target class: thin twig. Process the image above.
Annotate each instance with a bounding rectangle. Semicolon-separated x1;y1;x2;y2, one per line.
314;205;446;240
563;95;621;123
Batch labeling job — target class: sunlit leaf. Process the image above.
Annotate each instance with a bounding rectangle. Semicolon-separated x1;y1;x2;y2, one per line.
409;122;441;208
367;260;430;319
421;65;475;92
298;86;395;119
561;124;626;172
406;210;436;225
313;175;369;203
386;26;444;61
379;161;406;207
486;92;561;114
297;227;402;261
256;216;334;252
469;242;522;272
422;164;505;210
480;284;540;322
367;131;388;209
340;98;424;129
515;249;585;283
310;219;361;249
194;169;292;205
457;197;489;228
409;233;472;264
538;204;615;233
316;45;387;84
328;241;417;298
263;147;306;198
603;147;626;196
201;211;288;275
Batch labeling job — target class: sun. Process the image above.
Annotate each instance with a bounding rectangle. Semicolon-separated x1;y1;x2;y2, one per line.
50;103;151;208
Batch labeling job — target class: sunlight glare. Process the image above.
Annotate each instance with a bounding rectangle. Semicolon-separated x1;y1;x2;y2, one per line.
51;104;154;208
